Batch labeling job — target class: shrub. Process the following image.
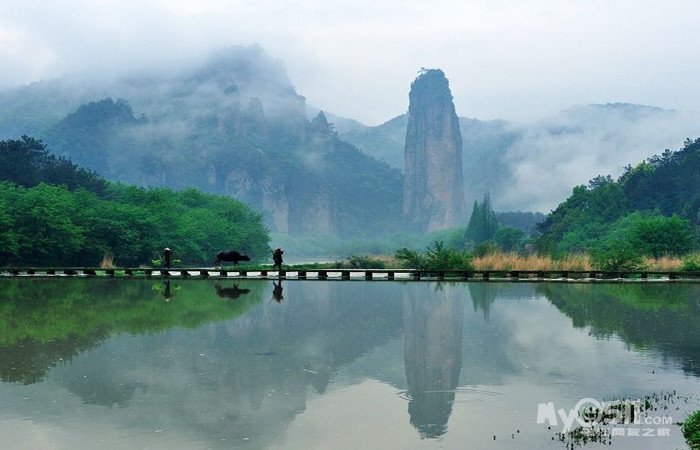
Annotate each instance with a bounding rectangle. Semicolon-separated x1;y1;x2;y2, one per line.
346;255;386;269
591;242;644;271
395;241;472;270
682;409;700;450
394;247;426;269
681;253;700;272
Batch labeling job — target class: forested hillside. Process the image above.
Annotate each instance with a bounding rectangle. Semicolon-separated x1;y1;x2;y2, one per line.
536;138;700;259
0;45;403;238
0;137;269;266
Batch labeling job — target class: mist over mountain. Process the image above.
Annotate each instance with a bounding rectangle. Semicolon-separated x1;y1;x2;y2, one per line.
339;103;700;213
0;45;403;238
2;43;699;238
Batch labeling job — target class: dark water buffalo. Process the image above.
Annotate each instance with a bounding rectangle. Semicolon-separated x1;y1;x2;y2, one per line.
215;282;251;299
214;250;251;266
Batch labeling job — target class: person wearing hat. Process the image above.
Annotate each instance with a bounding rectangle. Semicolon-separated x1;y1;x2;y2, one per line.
272;247;284;271
163;247;174;269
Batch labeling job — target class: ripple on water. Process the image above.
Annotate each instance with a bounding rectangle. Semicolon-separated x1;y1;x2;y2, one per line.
396;387;503;403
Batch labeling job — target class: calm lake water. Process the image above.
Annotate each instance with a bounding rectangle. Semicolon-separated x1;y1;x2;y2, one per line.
0;278;698;449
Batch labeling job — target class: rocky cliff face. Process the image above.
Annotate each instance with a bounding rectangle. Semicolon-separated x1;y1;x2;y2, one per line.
403;69;466;232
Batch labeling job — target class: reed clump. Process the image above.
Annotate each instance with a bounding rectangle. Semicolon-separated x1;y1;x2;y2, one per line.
100;253;116;269
642;255;684;271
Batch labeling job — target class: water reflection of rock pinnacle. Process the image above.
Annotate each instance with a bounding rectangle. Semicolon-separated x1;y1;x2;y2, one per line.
403;283;466;438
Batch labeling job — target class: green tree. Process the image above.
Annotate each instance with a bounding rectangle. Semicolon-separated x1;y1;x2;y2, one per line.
627;214;694;257
537;139;700;255
0;183;20;264
465;193;498;245
493;227;525;252
0;136;107;195
0;178;270;267
587;175;626;222
0;136;47;186
12;183;85;265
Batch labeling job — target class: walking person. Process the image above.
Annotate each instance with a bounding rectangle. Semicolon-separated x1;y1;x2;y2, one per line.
272;247;284;272
163;247;174;269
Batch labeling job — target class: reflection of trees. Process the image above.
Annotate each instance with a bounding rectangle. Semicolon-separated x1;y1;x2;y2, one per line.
403;283;466;438
0;334;107;384
0;279;262;385
467;283;498;320
0;279;407;447
49;281;405;447
538;283;700;376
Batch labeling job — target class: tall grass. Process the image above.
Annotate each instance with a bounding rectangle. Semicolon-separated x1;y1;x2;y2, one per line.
643;255;684;271
100;254;116;269
471;252;686;271
472;252;592;271
311;250;691;271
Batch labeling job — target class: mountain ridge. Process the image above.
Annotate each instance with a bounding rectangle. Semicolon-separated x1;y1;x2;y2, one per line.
2;43;699;222
0;45;403;237
337;102;699;213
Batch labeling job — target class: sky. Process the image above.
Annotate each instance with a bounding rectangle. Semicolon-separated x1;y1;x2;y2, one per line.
1;0;700;126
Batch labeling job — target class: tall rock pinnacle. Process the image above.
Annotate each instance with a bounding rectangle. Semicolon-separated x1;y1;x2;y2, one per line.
403;69;466;232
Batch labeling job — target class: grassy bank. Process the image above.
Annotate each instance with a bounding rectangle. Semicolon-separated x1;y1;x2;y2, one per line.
276;251;699;272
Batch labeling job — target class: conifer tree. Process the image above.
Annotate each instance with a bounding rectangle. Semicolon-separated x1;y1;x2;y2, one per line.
464;193;498;244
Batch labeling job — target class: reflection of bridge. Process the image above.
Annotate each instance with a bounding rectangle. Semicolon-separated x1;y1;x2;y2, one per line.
2;267;700;281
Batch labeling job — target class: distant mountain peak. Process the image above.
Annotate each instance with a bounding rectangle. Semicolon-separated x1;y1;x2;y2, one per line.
191;44;297;96
404;69;465;231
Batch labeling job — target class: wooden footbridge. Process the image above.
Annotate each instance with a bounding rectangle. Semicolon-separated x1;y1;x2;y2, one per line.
1;267;699;282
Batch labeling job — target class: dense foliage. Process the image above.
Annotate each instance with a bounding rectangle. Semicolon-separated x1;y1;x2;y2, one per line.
537;138;700;257
394;241;473;270
0;137;270;267
0;135;108;195
684;409;700;450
